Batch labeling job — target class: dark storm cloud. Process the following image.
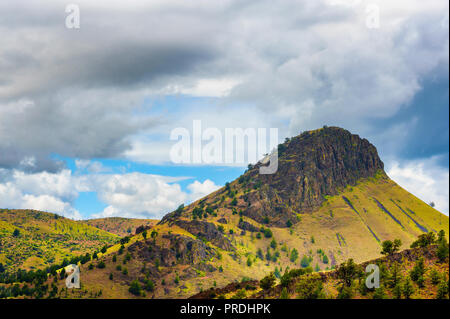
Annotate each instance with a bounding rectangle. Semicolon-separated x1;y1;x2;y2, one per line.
0;0;448;174
0;1;224;171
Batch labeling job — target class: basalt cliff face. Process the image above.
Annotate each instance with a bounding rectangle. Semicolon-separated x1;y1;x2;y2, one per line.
239;127;385;226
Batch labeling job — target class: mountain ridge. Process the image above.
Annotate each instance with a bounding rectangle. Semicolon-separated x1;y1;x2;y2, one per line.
0;126;448;299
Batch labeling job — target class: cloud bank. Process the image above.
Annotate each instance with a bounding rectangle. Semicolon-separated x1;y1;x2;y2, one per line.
0;0;448;217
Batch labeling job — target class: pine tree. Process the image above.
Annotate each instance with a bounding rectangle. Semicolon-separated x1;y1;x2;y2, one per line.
270;239;277;249
436;280;449;299
437;240;449;262
280;287;289;299
290;248;298;263
410;257;426;282
402;279;414;299
430;269;441;285
128;280;141;296
260;272;276;290
372;286;386;299
393;284;402;299
389;262;402;288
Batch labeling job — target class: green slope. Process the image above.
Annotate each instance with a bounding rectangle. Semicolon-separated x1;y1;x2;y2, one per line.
0;209;119;271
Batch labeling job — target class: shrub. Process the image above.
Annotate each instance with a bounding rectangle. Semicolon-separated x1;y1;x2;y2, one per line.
270;239;277;249
337;285;353;299
381;239;402;256
372;286;386;299
260;272;276;290
290;249;299;263
393;284;402;299
436;280;449;299
128;280;141;296
388;262;402;288
402;279;414;299
296;274;324;299
430;269;441;285
410;257;426;282
280;268;311;287
144;279;155;292
411;233;436;248
336;259;362;287
280;287;289;299
300;255;310;268
437;240;449;262
257;248;264;260
231;289;246;299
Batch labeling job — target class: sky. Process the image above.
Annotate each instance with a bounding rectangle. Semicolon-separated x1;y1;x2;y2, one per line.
0;0;448;219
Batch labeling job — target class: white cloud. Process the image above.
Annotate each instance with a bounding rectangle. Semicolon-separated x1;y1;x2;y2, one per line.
0;170;82;219
90;173;189;219
187;179;221;202
0;168;220;220
386;156;449;215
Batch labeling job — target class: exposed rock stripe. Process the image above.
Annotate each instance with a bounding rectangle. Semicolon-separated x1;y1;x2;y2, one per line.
342;196;380;243
336;233;347;246
342;196;360;216
390;199;428;233
366;225;380;242
372;197;404;229
407;208;436;232
336;233;342;246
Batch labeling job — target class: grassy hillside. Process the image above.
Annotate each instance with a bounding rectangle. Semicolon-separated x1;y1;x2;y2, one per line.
0;127;447;299
82;218;158;237
9;173;443;299
0;209;119;272
191;245;449;299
